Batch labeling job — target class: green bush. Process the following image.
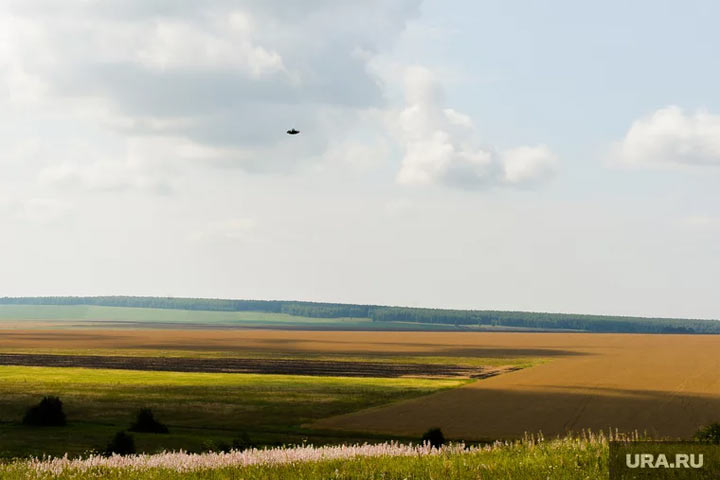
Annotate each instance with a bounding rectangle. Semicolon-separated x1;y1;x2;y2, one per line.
129;408;169;434
200;433;255;453
22;396;66;426
421;427;445;448
232;432;256;451
204;440;232;453
105;431;136;456
695;423;720;444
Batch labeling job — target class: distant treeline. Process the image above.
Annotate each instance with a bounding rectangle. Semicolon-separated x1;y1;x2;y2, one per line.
1;296;718;334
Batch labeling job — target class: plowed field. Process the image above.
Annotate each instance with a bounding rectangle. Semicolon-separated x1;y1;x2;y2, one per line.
0;353;506;378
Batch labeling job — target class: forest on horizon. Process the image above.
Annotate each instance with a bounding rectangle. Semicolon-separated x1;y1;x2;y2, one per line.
1;296;717;334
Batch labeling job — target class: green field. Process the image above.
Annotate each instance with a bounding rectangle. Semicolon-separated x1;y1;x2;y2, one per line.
0;305;494;331
0;305;372;329
0;366;466;458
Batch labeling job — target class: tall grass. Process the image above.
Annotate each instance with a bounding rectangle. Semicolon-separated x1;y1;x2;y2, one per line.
0;431;632;480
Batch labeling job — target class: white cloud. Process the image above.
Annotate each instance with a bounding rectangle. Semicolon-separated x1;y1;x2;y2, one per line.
501;145;558;186
613;106;720;167
135;16;284;76
2;3;559;194
392;66;557;189
443;108;473;128
0;1;421;180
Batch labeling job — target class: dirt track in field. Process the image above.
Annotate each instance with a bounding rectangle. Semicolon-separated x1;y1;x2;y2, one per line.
0;352;503;378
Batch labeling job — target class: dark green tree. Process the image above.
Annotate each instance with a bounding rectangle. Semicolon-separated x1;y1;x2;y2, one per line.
421;427;445;448
129;408;169;434
106;431;136;455
22;396;67;426
695;423;720;444
232;431;256;451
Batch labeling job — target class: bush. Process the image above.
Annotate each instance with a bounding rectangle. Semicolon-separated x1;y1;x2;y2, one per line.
232;431;256;451
129;408;169;434
105;431;136;455
201;439;232;453
421;427;445;448
200;433;255;453
695;423;720;444
22;396;66;426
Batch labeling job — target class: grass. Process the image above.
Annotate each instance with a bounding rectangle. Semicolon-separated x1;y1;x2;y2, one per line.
0;305;553;331
0;366;466;459
0;435;609;480
0;305;371;328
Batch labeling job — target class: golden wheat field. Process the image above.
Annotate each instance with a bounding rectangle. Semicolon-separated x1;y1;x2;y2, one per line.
2;329;720;440
312;332;720;439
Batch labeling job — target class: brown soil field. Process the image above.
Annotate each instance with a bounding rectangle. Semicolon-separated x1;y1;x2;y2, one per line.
0;329;577;357
0;352;502;378
2;329;719;439
310;332;720;440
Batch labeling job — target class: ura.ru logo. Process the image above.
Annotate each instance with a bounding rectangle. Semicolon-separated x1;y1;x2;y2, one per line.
626;453;703;469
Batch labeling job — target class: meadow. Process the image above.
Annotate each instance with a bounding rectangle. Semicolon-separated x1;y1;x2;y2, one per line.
0;365;465;458
0;305;510;331
0;434;612;480
0;305;379;330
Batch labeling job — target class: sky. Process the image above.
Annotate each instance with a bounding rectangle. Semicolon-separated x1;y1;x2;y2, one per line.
1;0;720;319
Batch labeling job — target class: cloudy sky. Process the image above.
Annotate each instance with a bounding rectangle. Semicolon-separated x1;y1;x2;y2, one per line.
2;1;720;319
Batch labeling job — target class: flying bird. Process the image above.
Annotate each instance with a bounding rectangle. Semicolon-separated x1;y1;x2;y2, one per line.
286;128;300;135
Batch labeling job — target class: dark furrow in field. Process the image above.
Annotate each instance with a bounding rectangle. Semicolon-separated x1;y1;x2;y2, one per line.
0;353;491;378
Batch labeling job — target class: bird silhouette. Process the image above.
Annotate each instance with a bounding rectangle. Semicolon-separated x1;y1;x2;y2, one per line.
286;128;300;135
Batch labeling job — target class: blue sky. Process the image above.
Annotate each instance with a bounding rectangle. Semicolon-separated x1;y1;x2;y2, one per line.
1;1;719;318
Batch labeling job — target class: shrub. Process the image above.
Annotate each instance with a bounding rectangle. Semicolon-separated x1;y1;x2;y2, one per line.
200;433;255;453
695;423;720;444
129;408;169;434
232;431;256;451
201;439;232;453
22;396;66;426
105;431;136;456
421;427;445;448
